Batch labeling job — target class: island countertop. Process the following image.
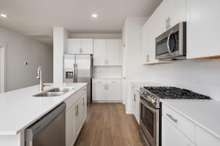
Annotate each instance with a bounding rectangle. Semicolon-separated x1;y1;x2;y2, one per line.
0;83;87;135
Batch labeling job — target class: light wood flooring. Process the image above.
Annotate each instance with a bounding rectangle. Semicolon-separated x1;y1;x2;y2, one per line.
75;103;144;146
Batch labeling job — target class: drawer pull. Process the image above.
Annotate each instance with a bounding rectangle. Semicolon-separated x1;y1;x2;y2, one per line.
166;113;178;123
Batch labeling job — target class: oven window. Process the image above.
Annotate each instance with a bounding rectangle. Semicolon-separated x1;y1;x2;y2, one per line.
141;103;154;137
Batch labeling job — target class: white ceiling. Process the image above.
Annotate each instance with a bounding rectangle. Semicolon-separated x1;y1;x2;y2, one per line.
0;0;161;44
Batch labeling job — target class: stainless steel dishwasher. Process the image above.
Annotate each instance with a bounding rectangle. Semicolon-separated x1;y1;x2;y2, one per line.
25;103;66;146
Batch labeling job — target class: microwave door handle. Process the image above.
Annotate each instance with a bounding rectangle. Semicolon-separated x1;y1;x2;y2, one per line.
167;31;173;55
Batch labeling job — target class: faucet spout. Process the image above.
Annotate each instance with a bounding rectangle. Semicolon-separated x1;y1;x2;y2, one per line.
36;66;44;92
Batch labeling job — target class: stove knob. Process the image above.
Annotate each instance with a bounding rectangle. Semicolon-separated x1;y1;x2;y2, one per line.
151;98;156;104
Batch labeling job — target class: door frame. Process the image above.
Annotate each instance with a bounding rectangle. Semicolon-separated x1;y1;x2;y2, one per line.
0;43;6;93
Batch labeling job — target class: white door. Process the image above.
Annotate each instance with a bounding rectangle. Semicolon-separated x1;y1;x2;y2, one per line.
162;117;195;146
92;79;108;101
67;39;81;54
107;80;121;101
80;39;93;54
93;39;106;65
106;39;122;65
187;0;220;58
0;46;5;93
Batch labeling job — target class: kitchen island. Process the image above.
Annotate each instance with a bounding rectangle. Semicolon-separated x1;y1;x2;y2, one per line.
0;83;87;146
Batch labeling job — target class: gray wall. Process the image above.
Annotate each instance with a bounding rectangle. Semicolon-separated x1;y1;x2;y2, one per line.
0;27;53;91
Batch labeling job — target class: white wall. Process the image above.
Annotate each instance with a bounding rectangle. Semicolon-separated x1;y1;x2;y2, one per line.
53;27;68;84
0;27;53;91
136;60;220;100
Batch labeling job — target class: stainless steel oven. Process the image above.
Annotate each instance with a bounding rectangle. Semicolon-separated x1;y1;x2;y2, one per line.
156;22;186;60
140;95;160;146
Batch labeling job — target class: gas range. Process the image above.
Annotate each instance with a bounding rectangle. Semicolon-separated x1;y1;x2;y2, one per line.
140;86;211;108
139;86;211;146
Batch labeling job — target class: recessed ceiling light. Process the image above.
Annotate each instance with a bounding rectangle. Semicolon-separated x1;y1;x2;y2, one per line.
0;13;7;18
91;13;98;19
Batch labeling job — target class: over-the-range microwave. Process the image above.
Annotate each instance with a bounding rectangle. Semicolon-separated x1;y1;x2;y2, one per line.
155;22;186;60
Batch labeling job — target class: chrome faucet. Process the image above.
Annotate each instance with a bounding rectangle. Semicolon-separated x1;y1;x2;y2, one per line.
36;66;44;92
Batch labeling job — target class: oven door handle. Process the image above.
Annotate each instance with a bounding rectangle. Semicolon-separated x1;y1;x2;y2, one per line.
141;99;157;113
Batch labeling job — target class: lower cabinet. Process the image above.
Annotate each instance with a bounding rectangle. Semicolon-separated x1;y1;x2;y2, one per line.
92;79;122;102
162;104;220;146
65;87;87;146
162;116;195;146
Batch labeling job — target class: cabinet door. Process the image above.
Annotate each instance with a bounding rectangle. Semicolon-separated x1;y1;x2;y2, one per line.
187;0;220;58
196;126;220;146
165;0;187;28
74;100;81;136
67;39;81;54
66;105;77;146
142;1;167;63
93;39;107;65
80;39;93;54
106;39;122;65
92;80;108;101
107;80;122;101
134;90;140;123
162;116;195;146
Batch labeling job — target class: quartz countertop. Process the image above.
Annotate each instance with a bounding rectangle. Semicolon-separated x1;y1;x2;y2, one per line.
0;83;87;135
162;99;220;139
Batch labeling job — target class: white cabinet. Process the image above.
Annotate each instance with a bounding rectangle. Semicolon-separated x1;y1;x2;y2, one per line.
65;87;87;146
66;39;93;54
162;116;195;146
92;79;122;102
142;0;187;64
196;126;220;146
143;0;220;60
131;85;140;123
93;39;107;65
106;39;122;65
93;39;122;66
162;104;220;146
187;0;220;58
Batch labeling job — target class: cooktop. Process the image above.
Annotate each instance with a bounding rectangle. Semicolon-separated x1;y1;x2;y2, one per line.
143;87;211;100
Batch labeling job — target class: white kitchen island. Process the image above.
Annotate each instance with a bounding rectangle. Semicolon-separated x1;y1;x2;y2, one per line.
0;83;87;146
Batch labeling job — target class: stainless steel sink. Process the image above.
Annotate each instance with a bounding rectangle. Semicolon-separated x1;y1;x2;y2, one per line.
33;87;72;97
47;88;70;93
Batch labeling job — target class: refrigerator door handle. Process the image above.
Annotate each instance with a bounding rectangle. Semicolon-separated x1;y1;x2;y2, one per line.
73;63;78;82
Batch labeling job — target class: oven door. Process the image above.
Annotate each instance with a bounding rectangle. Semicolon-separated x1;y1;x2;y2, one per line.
140;97;160;146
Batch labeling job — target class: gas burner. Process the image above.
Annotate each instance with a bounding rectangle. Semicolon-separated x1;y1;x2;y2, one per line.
143;86;211;100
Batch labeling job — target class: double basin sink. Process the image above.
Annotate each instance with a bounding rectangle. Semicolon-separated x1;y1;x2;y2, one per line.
33;87;72;97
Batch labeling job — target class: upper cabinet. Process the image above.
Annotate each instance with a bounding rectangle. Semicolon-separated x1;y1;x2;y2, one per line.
187;0;220;59
143;0;220;63
66;39;93;54
142;0;187;63
93;39;122;66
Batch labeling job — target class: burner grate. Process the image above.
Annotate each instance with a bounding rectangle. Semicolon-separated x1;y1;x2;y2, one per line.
144;87;211;100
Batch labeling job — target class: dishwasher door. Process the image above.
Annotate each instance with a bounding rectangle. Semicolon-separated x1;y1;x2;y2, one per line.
25;103;66;146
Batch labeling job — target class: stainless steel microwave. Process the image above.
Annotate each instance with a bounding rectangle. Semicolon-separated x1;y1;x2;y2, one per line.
155;22;186;60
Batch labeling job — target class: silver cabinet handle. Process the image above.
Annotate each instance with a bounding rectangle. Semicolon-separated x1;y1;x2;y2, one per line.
166;113;178;123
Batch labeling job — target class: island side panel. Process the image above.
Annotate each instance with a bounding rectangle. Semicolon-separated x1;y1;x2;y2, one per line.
0;131;25;146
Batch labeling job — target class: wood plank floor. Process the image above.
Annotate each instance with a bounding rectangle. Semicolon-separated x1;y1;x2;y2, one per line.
75;103;144;146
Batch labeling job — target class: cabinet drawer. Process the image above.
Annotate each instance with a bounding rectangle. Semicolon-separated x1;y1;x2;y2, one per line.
162;105;196;142
196;126;220;146
65;91;81;110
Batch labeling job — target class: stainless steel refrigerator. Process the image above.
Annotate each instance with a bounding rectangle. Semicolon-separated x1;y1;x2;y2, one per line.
64;54;93;104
